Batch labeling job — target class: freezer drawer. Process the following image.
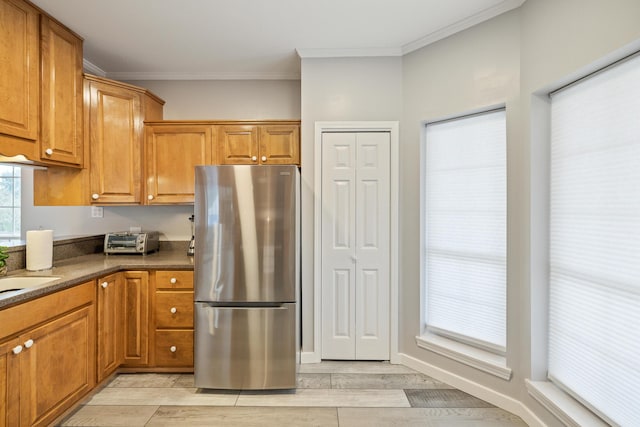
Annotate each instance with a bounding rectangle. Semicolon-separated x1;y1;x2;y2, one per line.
194;302;296;390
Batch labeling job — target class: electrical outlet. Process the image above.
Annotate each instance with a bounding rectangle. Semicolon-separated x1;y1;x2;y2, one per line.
91;206;103;218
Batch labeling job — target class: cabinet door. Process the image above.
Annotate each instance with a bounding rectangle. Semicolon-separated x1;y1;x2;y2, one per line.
145;125;214;204
40;15;83;166
0;0;39;151
96;274;123;382
0;338;20;427
218;125;259;164
20;305;95;427
88;80;143;204
122;271;149;366
259;125;300;165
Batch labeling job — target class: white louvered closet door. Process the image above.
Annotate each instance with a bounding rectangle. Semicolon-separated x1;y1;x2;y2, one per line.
321;132;390;360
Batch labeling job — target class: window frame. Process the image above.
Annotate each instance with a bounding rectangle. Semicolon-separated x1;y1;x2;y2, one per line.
0;165;21;239
418;106;510;380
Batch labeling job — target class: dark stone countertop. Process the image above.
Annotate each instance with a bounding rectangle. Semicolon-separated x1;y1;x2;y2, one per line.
0;250;194;309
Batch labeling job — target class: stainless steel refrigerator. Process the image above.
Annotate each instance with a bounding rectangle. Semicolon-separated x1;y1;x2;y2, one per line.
193;165;299;390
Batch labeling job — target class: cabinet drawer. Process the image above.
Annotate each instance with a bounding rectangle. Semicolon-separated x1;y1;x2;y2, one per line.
155;292;193;328
155;271;193;290
154;330;193;367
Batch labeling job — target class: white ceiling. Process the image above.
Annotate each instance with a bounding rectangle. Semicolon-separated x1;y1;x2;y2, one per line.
30;0;524;80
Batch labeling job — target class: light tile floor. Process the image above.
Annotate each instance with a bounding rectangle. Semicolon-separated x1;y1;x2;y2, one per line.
59;362;528;426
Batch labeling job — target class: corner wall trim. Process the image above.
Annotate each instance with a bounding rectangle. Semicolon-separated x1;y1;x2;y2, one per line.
398;353;547;427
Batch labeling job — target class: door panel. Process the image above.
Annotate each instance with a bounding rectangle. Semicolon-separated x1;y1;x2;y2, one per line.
322;133;356;359
355;133;390;360
322;131;390;360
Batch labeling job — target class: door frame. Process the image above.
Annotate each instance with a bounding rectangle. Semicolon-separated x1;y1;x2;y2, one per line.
311;121;399;364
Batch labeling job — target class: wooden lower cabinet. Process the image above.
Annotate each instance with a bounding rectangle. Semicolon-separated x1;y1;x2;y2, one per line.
0;281;95;427
151;270;194;368
96;273;123;382
122;271;150;366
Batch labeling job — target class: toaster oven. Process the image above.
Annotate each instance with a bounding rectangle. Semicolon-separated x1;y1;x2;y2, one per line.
104;231;159;254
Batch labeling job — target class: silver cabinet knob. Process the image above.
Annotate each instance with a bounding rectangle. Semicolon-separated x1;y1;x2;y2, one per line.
92;193;99;200
251;155;257;162
170;277;177;284
170;307;177;314
12;345;23;355
101;281;108;289
170;346;177;353
261;155;267;162
148;195;154;200
45;148;53;156
24;339;34;349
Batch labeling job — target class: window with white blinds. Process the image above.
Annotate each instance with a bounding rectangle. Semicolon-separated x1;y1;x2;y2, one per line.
549;54;640;427
424;109;506;353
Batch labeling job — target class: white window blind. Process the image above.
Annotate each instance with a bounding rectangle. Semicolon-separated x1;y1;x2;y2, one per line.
424;109;506;352
549;54;640;427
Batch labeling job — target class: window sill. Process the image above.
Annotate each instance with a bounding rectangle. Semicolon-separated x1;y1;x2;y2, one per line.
415;333;511;380
525;380;609;427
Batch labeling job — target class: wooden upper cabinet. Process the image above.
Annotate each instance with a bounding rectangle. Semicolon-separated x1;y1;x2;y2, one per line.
260;125;300;165
219;123;300;165
86;75;164;205
39;15;84;166
145;124;214;204
0;0;39;156
218;125;259;164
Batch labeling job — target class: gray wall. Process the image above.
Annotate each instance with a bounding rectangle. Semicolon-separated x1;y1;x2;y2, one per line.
22;80;301;241
398;1;640;426
299;56;403;352
400;2;523;408
126;79;301;120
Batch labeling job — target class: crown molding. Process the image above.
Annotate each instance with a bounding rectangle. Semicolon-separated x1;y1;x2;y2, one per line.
105;71;301;81
83;59;107;77
402;0;525;54
296;47;402;59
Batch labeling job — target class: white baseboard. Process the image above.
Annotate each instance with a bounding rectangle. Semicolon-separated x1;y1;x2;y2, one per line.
398;353;547;427
300;351;321;364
